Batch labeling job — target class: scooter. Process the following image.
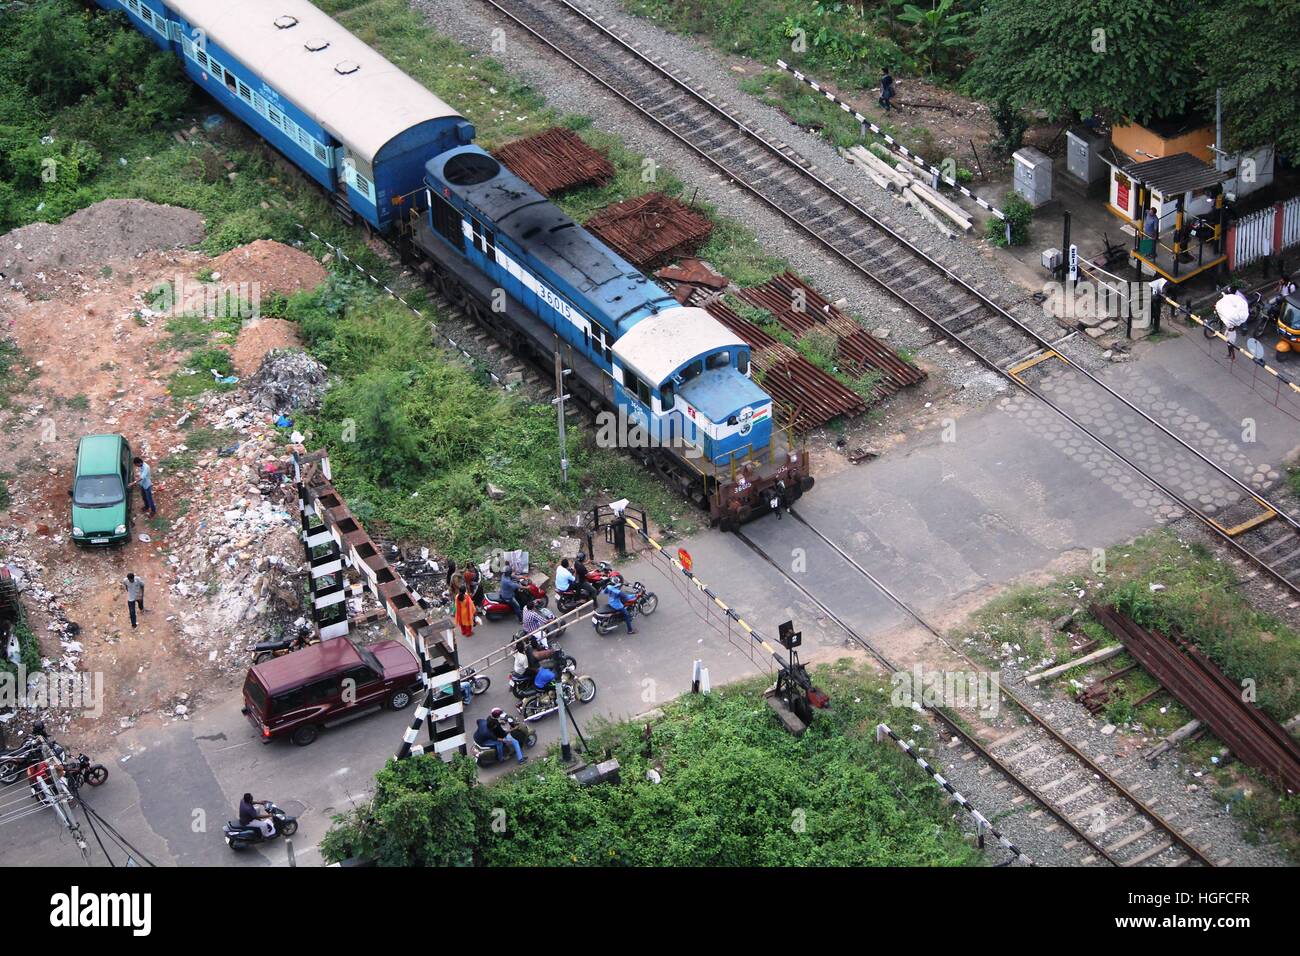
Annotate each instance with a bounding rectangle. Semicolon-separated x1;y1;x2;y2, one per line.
478;579;549;621
249;627;319;665
223;801;299;850
591;582;659;636
471;715;538;766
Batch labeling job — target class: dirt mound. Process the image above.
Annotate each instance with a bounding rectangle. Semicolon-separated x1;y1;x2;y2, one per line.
208;239;327;298
0;199;204;295
232;318;305;376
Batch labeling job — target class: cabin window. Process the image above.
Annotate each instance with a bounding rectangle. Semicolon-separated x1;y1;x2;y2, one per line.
430;191;464;246
737;352;750;375
660;383;675;411
637;379;652;406
706;351;730;370
678;360;703;383
591;321;612;362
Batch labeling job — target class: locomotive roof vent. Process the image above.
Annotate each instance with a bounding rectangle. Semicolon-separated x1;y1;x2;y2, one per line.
335;60;360;75
443;152;501;186
304;38;330;51
274;15;298;29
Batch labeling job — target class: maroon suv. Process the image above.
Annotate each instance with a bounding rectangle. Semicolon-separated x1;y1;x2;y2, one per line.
242;638;422;746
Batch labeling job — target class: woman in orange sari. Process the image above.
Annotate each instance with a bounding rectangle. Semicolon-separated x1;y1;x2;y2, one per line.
455;585;475;637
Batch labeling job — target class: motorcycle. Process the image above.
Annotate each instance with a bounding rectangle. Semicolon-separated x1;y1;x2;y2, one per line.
61;753;109;792
508;644;578;700
556;562;622;614
0;735;65;786
471;715;538;766
591;582;659;636
249;627;319;665
515;652;597;721
223;800;299;850
478;579;548;621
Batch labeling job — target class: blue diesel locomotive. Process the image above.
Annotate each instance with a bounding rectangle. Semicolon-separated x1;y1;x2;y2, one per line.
92;0;813;526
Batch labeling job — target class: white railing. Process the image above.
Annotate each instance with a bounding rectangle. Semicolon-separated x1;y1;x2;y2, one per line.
1283;195;1300;250
1231;205;1275;269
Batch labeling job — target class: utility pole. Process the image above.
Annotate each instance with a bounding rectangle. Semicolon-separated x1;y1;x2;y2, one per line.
556;667;573;763
552;351;572;485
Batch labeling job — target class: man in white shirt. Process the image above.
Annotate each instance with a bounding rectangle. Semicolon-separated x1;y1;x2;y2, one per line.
554;558;576;595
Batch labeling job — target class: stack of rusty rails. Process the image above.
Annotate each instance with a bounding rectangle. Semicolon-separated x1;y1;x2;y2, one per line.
706;300;866;431
655;258;729;307
492;127;614;196
586;192;713;271
736;272;925;401
1092;604;1300;792
1080;663;1165;715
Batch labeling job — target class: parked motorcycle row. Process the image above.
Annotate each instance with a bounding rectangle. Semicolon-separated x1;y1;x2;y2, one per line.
0;724;108;798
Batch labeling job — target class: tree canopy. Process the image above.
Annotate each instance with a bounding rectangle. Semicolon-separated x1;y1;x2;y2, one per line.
964;0;1299;155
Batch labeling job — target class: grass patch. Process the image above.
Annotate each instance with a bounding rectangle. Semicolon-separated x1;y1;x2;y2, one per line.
167;347;236;399
320;663;983;867
0;471;12;511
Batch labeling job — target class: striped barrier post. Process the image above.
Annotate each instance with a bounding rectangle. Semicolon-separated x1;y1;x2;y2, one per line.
292;449;466;760
875;722;1031;865
1168;296;1300;397
774;60;1006;221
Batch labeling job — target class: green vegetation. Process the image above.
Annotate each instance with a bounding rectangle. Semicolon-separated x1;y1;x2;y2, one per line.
321;664;984;867
0;611;41;679
0;471;11;511
167;347;237;399
986;193;1033;247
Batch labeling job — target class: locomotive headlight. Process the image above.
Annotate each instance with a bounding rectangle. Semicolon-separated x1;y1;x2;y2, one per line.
788;452;799;465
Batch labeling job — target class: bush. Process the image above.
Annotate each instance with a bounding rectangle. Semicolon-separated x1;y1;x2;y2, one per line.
321;666;982;867
986;193;1033;246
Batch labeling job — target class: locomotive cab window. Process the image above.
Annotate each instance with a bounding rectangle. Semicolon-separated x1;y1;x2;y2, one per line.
737;352;750;375
677;360;702;384
706;351;730;370
660;383;675;411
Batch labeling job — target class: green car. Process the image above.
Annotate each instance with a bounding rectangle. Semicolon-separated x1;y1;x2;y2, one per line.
70;434;132;547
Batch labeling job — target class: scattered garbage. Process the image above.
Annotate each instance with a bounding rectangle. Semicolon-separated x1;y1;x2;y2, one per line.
245;348;329;413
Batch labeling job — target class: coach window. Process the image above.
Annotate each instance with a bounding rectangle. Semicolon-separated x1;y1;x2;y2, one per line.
706;351;730;370
224;68;239;95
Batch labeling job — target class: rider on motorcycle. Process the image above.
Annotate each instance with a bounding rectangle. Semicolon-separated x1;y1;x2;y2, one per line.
521;600;550;643
475;709;525;764
572;553;597;600
601;581;637;634
239;793;275;838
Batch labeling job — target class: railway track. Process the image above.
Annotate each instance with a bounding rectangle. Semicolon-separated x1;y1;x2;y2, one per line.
475;0;1300;596
737;511;1221;868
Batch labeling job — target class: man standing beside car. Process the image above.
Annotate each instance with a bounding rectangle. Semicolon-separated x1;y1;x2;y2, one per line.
129;455;157;519
124;572;145;629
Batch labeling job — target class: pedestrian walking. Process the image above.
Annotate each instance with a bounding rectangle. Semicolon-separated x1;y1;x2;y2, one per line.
129;455;157;518
455;585;475;638
124;572;145;629
879;68;895;113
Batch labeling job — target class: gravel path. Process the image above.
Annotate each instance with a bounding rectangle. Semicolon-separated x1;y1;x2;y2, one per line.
411;0;1111;407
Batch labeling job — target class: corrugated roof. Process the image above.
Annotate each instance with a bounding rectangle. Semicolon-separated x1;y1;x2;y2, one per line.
169;0;461;163
613;307;746;386
1120;152;1229;195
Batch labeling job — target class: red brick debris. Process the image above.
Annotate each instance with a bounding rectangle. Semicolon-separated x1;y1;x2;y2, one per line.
586;192;713;271
736;272;925;401
492;127;615;196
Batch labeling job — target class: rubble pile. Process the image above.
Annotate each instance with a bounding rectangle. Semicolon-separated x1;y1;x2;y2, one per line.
161;392;307;672
245;348;329;413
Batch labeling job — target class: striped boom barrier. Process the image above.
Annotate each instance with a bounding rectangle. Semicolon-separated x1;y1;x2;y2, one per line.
774;60;1006;221
875;722;1031;865
292;449;466;760
1168;295;1300;397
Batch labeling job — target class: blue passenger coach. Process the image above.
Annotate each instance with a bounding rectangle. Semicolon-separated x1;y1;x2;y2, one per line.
93;0;474;230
